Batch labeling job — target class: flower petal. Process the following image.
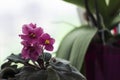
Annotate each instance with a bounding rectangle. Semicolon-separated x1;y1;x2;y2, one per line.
29;52;39;60
21;47;29;59
39;37;44;44
45;45;54;51
29;23;36;28
34;27;43;36
41;33;50;40
21;41;28;46
19;35;29;40
50;38;55;45
22;24;33;34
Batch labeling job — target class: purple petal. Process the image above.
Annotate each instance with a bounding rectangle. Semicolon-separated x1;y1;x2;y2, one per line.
29;23;36;28
30;39;38;44
41;33;50;40
22;24;33;34
21;41;28;46
45;45;54;51
19;35;29;40
29;52;39;60
50;38;55;45
21;47;29;59
34;27;43;36
37;47;42;55
38;37;44;44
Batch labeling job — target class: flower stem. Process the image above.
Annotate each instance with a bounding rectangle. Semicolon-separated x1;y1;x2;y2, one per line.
84;0;97;26
23;62;40;70
32;60;40;68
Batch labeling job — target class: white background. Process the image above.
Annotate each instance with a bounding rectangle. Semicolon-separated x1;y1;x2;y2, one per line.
0;0;80;63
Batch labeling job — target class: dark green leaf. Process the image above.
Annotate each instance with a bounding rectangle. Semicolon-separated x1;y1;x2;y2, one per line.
108;0;120;17
16;66;47;80
0;67;16;79
43;52;52;62
63;0;107;16
10;65;18;69
63;0;109;28
104;0;120;28
1;61;12;69
47;67;60;80
63;0;94;9
50;58;86;80
7;54;27;64
109;15;120;29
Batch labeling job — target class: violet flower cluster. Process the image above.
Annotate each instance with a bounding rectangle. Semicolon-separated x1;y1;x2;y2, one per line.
19;23;55;61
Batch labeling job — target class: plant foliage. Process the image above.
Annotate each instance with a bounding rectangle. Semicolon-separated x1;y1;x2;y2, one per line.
56;0;120;72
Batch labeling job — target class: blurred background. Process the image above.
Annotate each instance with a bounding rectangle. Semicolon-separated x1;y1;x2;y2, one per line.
0;0;81;63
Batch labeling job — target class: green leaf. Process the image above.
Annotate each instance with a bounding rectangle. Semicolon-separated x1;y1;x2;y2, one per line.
63;0;108;27
108;0;120;17
63;0;85;7
56;25;97;71
47;67;60;80
63;0;107;15
0;67;16;79
50;59;87;80
69;25;97;70
104;0;120;28
109;15;120;29
43;52;52;62
1;61;12;69
16;66;48;80
7;54;27;64
56;27;80;60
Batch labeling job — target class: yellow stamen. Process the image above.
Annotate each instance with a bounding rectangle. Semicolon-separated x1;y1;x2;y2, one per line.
30;33;36;38
45;40;50;44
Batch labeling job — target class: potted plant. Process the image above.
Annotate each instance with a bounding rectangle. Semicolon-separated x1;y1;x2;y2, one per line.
56;0;120;80
0;23;86;80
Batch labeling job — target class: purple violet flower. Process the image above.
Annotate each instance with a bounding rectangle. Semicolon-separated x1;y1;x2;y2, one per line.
19;23;43;44
21;41;42;60
19;23;55;61
39;33;55;51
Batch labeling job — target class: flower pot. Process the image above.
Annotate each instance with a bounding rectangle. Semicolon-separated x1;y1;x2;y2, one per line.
85;42;120;80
